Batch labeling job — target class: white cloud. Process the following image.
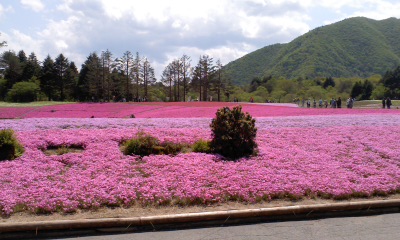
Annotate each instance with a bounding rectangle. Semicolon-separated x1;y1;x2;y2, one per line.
20;0;45;12
2;30;43;58
3;0;400;77
0;3;13;17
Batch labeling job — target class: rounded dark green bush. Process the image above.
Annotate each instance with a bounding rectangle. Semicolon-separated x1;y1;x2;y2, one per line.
0;129;25;161
5;82;40;103
210;105;257;160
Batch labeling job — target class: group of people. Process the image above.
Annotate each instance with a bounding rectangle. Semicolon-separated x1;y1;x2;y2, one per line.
382;97;392;109
300;97;354;109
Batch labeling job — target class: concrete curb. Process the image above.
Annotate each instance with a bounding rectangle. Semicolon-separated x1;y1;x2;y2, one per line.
0;199;399;233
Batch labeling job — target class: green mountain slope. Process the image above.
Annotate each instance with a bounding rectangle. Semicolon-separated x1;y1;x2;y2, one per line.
224;17;400;85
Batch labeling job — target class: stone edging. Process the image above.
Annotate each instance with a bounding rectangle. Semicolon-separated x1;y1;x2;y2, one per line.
0;199;399;233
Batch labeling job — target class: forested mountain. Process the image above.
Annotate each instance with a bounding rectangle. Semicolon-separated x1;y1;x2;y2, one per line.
224;17;400;85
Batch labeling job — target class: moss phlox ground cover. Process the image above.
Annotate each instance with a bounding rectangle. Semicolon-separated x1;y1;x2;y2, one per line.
1;102;398;119
1;110;399;216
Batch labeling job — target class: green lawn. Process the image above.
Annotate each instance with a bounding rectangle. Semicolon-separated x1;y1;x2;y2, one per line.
0;101;75;108
353;100;400;109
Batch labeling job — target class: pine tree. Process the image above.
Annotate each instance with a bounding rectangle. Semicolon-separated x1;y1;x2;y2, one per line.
181;54;191;102
141;57;156;100
41;55;56;100
54;54;70;101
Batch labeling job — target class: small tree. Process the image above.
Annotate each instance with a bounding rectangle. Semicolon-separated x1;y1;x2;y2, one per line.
0;129;24;161
210;105;257;160
323;77;335;89
6;81;40;102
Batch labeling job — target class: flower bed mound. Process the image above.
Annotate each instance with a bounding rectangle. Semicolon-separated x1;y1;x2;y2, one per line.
0;114;399;217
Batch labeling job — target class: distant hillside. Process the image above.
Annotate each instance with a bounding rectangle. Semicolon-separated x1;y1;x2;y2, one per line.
224;17;400;85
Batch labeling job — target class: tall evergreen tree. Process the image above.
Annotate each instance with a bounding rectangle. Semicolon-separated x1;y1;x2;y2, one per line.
361;79;374;100
101;50;114;101
64;62;78;100
192;55;215;101
2;51;22;88
171;59;181;101
17;50;27;63
350;81;363;99
141;57;156;100
132;52;141;99
54;54;70;101
41;55;56;100
81;53;102;101
21;52;41;81
181;54;191;102
211;59;224;102
119;51;133;100
161;63;174;101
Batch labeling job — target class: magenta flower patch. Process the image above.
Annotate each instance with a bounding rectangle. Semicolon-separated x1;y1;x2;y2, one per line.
0;111;399;216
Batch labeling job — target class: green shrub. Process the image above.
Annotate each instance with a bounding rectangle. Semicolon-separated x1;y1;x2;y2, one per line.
159;141;189;155
123;132;191;157
123;132;160;157
5;82;40;103
0;129;25;161
43;144;85;156
210;105;258;160
192;139;212;153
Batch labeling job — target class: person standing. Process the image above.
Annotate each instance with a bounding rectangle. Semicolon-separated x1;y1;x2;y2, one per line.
382;98;386;109
346;97;353;109
337;97;342;108
386;97;392;109
331;98;336;108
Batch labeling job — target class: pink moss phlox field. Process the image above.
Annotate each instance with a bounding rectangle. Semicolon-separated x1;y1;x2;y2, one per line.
0;114;400;216
1;102;399;119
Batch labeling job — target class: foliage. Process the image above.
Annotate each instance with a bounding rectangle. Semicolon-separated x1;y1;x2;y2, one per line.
210;105;258;160
0;129;24;161
122;131;189;157
361;80;374;100
43;144;85;156
6;81;40;102
351;80;374;100
371;84;386;100
0;78;7;100
3;17;400;104
323;77;335;89
224;17;400;85
381;65;400;98
1;115;400;216
123;132;161;157
192;139;212;153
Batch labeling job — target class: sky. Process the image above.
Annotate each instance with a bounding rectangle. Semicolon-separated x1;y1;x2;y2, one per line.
1;0;400;77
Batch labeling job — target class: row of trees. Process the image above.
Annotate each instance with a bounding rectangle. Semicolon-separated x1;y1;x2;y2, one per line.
0;48;233;102
244;70;399;103
1;34;399;103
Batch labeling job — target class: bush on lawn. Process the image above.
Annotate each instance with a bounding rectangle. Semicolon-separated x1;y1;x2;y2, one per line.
0;129;25;161
210;105;258;160
5;82;40;103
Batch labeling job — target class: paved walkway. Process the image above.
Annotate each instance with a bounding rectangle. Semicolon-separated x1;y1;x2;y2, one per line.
42;213;400;240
